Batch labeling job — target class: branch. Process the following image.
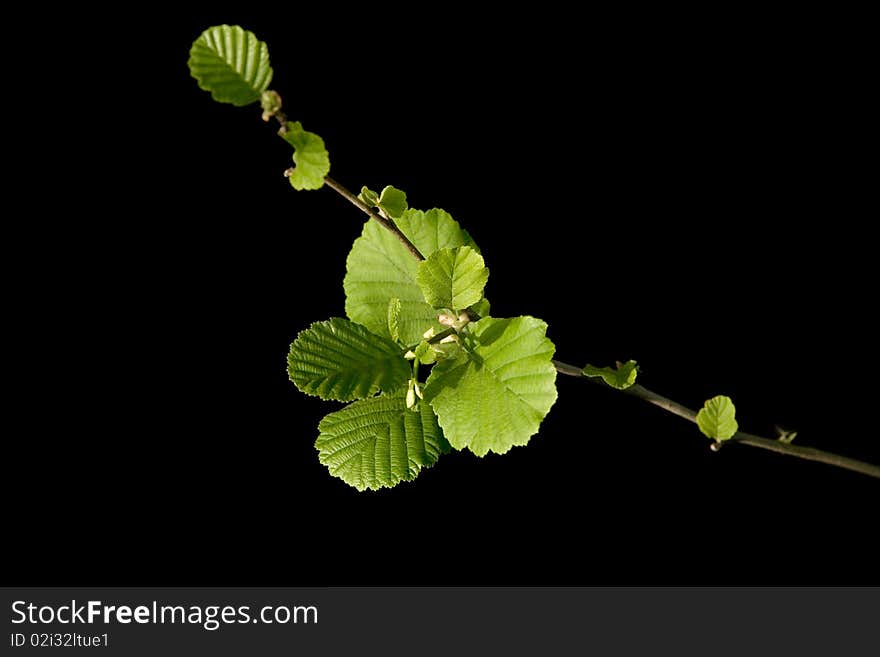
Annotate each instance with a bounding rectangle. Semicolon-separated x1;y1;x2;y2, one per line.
262;95;424;261
264;108;878;482
323;176;424;261
554;360;880;480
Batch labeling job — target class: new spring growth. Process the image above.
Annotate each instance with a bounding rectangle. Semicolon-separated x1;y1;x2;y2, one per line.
193;23;880;490
430;336;460;360
438;312;471;331
260;90;283;122
406;378;423;409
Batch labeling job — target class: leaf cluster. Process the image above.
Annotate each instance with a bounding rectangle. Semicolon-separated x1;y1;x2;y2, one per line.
290;200;558;489
188;25;762;491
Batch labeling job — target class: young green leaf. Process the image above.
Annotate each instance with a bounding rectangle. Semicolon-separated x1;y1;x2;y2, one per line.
417;246;489;312
413;340;437;365
260;90;282;120
387;298;402;342
316;388;451;491
358;186;380;207
423;316;557;456
357;185;407;218
696;395;739;441
377;185;408;218
776;426;798;444
468;297;491;318
344;208;481;345
188;25;273;106
288;318;410;401
282;121;330;190
582;360;638;389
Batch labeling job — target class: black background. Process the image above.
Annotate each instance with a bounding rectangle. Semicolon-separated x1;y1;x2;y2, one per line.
8;7;877;585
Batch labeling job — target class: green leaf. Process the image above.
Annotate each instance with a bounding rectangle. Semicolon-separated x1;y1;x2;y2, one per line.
696;395;739;441
287;318;410;401
316;388;451;491
344;208;480;345
358;186;380;207
282;121;330;190
582;360;638;389
417;246;489;312
430;340;461;362
188;25;273;106
423;316;557;456
387;298;402;342
377;185;408;219
357;185;407;218
776;426;798;444
469;297;491;318
413;340;436;365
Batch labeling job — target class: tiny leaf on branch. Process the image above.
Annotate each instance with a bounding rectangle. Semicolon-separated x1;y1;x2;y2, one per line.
260;90;283;121
358;186;380;207
417;246;489;312
316;388;450;491
377;186;408;219
413;340;437;364
696;395;739;441
282;121;330;190
469;297;490;318
357;185;407;218
776;426;798;444
582;360;638;389
423;316;557;456
188;25;273;106
287;318;410;401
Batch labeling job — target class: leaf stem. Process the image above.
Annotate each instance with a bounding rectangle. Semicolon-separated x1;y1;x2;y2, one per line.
553;360;880;480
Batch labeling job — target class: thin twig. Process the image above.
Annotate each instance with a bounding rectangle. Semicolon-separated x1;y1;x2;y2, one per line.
323;176;424;261
553;360;880;480
263;93;423;260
